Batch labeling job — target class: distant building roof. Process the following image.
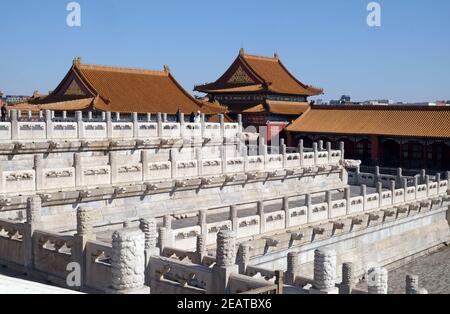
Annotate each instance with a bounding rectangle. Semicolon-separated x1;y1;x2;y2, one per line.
195;49;323;97
15;58;227;114
286;105;450;139
241;100;310;115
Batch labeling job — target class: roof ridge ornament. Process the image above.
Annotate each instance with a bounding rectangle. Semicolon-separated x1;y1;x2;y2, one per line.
274;52;279;60
73;57;82;67
163;65;171;74
239;48;245;56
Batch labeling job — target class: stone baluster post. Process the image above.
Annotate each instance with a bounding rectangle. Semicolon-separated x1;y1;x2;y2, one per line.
44;110;53;139
163;215;172;230
436;173;441;193
374;166;380;182
279;138;285;153
298;140;304;167
10;109;18;140
326;142;332;164
261;143;268;168
196;147;203;176
425;175;430;197
326;191;332;219
355;165;361;185
74;153;83;187
283;196;290;228
376;182;383;207
339;262;354;294
446;171;450;187
106;112;113;139
198;210;207;236
258;200;265;234
414;176;419;199
286;252;300;285
281;141;287;168
258;133;265;155
238;139;246;159
313;142;319;165
339;141;345;162
344;187;351;214
139;218;158;285
23;196;42;270
179;112;185;138
230;205;238;232
156;113;163;137
158;227;169;252
210;231;238;294
403;178;408;190
397;167;403;185
311;248;338;294
196;234;207;264
420;169;427;184
109;229;149;294
139;218;158;257
361;184;367;211
219;114;225;139
170;148;178;179
73;207;97;290
87;111;93;121
367;267;388;294
132;112;139;138
200;113;206;138
34;155;44;191
237;114;243;136
237;242;251;274
76;111;84;139
163;215;173;248
318;140;323;151
306;194;313;223
141;150;150;181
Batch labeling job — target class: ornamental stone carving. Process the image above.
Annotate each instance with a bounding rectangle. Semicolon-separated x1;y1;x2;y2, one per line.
26;196;42;224
216;231;236;267
342;159;362;169
339;262;354;294
367;267;388;294
139;218;157;250
111;229;145;291
76;207;96;236
406;274;419;295
313;248;336;291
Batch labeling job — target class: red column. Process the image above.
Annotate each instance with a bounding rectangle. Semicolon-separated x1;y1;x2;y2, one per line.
422;140;428;169
286;132;295;147
371;136;379;165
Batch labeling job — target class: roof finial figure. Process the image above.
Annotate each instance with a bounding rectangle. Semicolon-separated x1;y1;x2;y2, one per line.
239;48;245;56
73;57;82;66
163;65;171;73
274;52;279;60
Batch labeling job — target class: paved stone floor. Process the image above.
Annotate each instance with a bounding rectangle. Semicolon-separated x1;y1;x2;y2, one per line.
387;246;450;294
0;268;82;294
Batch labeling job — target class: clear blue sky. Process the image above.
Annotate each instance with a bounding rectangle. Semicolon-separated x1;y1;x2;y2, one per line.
1;0;449;102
